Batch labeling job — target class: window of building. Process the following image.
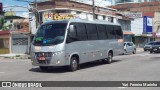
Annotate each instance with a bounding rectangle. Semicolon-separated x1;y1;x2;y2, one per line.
17;25;20;29
10;20;13;23
20;26;23;29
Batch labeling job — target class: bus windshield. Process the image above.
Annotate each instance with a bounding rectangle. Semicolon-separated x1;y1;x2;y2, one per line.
33;23;67;46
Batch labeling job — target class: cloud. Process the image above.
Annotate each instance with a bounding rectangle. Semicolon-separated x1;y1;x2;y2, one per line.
16;12;29;18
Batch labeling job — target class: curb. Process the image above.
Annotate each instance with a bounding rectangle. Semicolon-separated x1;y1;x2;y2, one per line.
2;55;31;59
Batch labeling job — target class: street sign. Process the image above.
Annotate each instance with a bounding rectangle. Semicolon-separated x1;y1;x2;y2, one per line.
143;16;152;34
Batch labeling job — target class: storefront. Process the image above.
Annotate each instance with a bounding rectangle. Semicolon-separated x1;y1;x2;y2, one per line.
123;31;134;42
134;34;154;48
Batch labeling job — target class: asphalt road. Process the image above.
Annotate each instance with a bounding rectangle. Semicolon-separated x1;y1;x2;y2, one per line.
0;52;160;90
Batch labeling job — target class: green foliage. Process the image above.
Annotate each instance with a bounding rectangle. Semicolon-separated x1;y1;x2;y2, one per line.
2;25;9;30
0;17;4;29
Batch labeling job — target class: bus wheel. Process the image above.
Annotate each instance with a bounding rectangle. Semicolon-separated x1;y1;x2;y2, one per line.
69;57;78;71
103;52;113;64
39;66;48;71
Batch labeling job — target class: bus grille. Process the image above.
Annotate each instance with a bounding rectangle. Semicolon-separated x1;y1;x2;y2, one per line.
37;60;50;64
35;52;52;64
35;52;52;57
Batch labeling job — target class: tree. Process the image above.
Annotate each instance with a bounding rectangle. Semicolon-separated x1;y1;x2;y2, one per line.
0;17;4;29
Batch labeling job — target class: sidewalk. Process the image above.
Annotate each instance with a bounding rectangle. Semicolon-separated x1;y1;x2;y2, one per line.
0;48;144;59
0;53;30;59
136;48;144;53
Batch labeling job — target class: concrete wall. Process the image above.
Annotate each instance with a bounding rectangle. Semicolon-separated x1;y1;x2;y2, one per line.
131;18;143;35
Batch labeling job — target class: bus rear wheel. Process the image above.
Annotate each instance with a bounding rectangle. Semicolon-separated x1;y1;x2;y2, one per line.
69;57;79;71
103;52;113;64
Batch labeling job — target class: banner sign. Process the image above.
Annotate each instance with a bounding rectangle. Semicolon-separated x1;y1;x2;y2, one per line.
143;16;152;34
0;81;160;87
118;11;142;18
43;12;74;22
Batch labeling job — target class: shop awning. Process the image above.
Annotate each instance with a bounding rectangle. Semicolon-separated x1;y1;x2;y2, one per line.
123;31;134;35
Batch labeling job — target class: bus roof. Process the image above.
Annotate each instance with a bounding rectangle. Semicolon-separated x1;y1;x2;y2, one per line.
42;19;121;26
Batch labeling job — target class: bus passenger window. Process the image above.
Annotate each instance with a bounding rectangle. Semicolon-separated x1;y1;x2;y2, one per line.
66;24;78;43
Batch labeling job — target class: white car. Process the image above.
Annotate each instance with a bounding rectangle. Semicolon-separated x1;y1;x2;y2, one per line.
123;42;136;54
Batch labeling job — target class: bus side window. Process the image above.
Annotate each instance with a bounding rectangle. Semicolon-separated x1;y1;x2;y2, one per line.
86;23;98;40
114;26;123;39
76;23;88;41
97;24;107;40
66;24;78;43
106;25;115;39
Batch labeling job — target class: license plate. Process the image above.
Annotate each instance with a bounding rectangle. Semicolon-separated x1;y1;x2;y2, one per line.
153;49;157;51
38;57;45;60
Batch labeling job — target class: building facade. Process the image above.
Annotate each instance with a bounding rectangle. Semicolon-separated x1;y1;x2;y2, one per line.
110;1;160;47
0;16;30;54
29;0;132;44
29;0;119;35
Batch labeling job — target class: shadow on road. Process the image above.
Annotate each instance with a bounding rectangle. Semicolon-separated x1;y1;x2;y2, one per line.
79;60;120;70
29;66;69;73
29;60;121;73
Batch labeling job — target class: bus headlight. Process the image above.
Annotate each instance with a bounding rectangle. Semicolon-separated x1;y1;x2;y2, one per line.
52;51;63;56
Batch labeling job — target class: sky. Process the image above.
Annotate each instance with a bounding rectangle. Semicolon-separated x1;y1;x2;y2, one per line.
0;0;30;18
0;0;112;18
71;0;112;6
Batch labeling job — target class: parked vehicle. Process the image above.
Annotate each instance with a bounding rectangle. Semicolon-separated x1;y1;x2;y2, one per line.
144;41;156;51
149;41;160;53
123;42;136;54
30;19;124;71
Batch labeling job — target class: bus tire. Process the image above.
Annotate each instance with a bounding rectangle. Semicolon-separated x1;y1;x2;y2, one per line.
39;66;48;71
69;57;78;71
103;52;113;64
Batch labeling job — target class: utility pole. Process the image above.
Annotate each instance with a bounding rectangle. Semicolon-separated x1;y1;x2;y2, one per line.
92;0;96;20
35;0;37;9
35;0;38;28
